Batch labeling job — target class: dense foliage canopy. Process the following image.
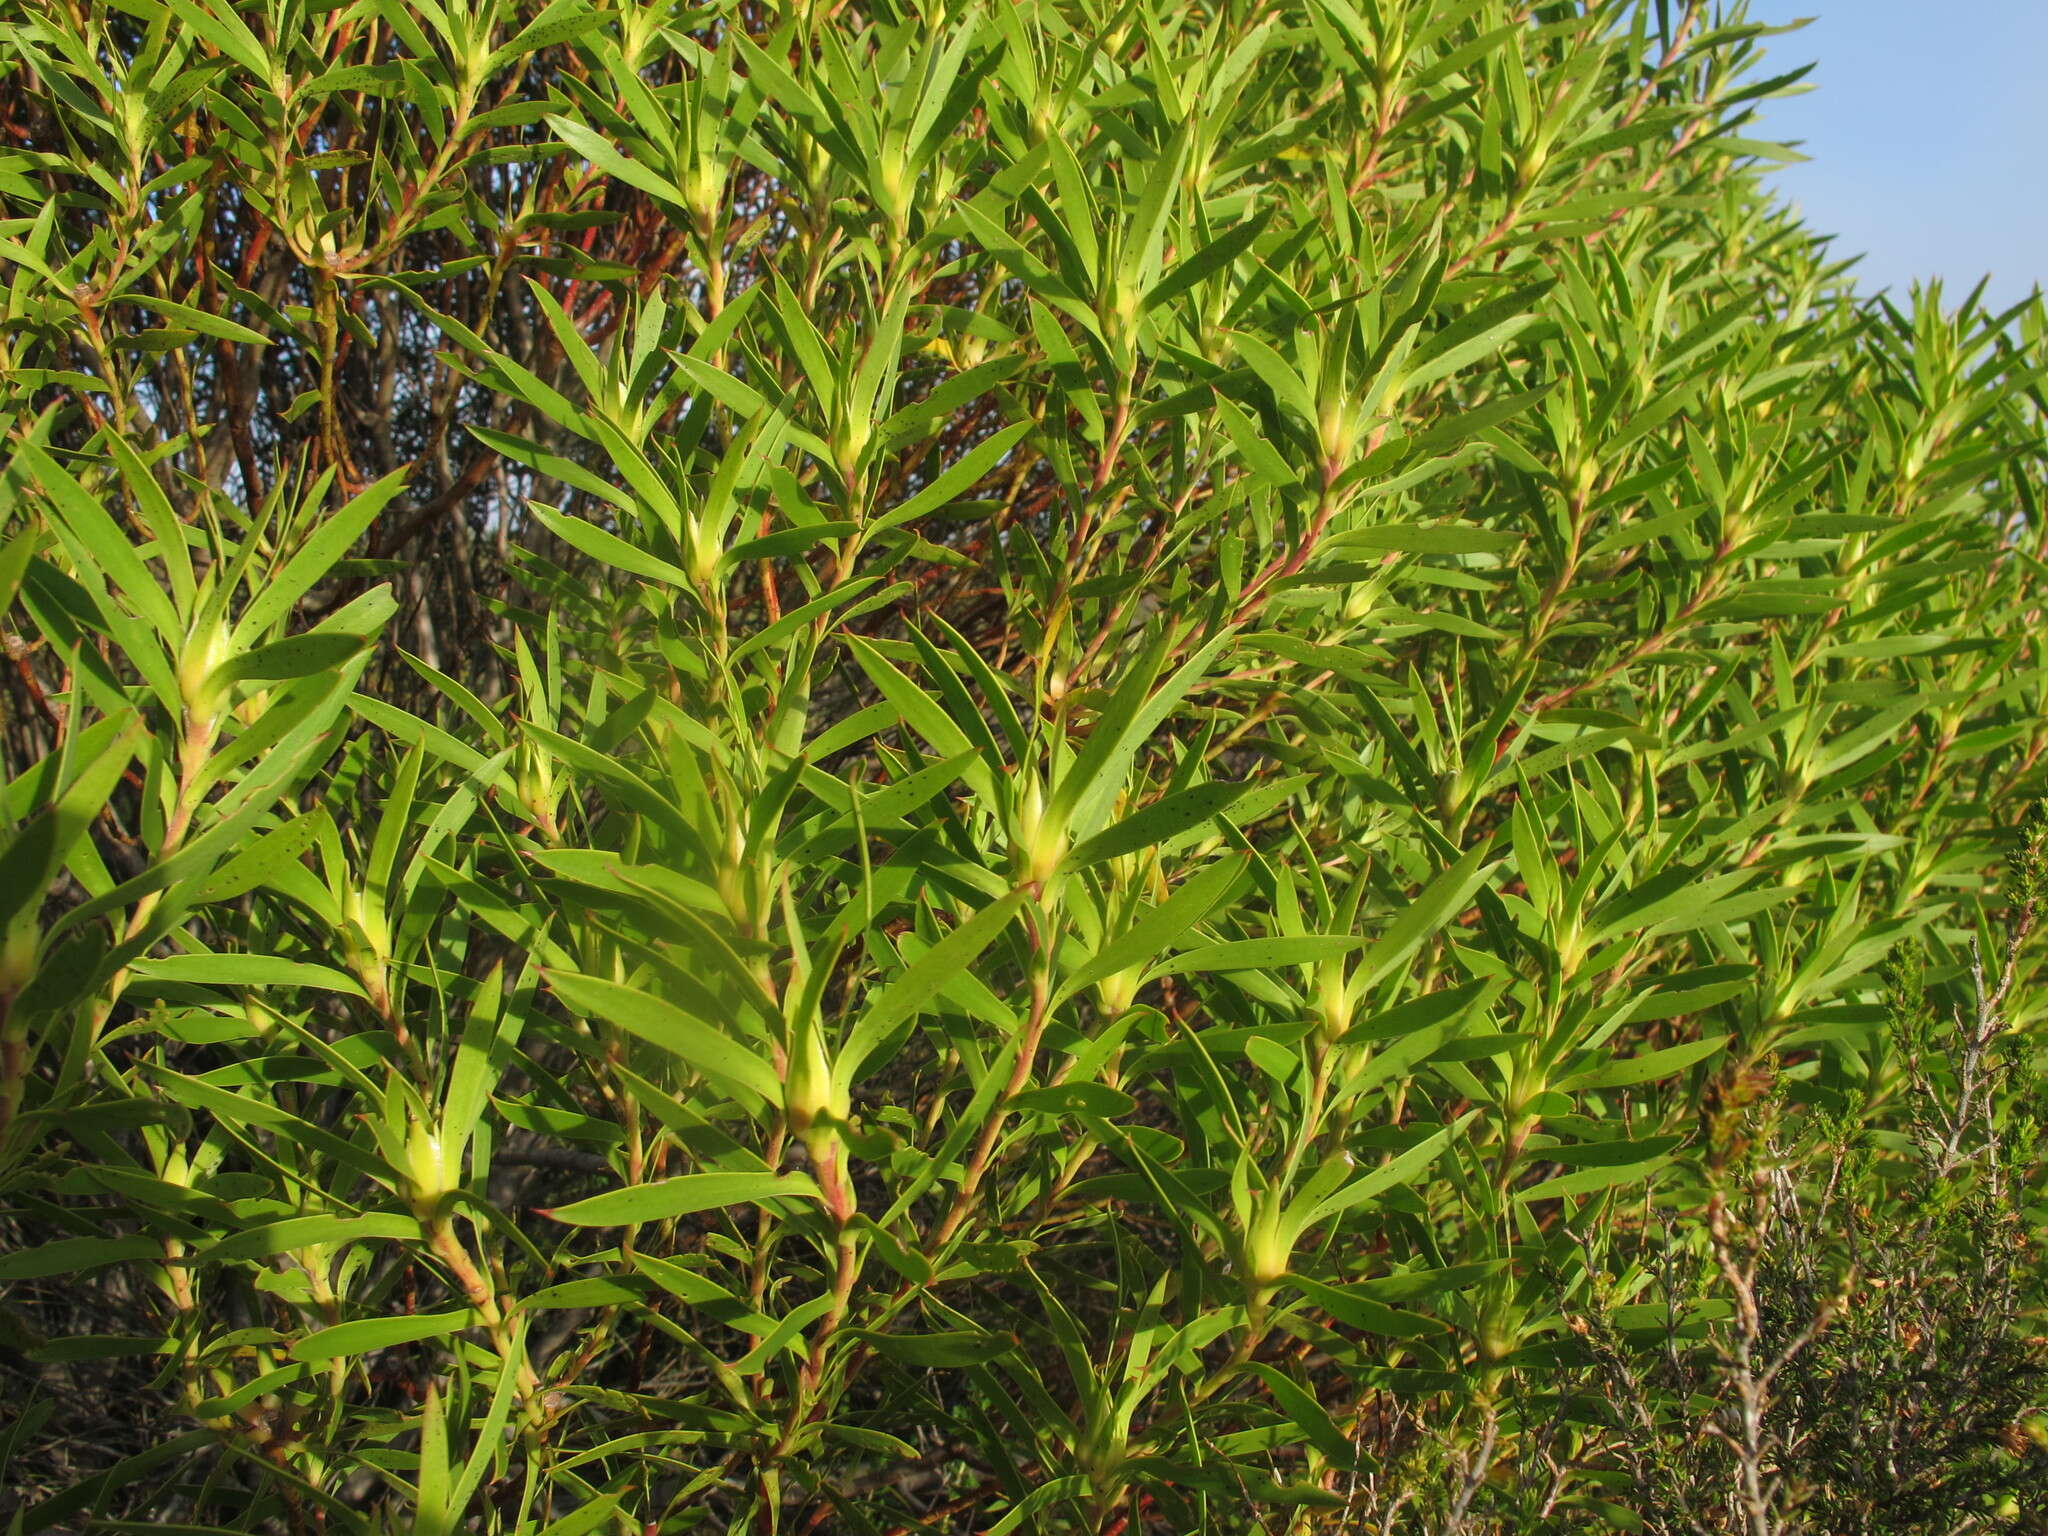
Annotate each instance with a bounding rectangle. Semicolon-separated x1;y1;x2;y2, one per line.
3;0;2047;1531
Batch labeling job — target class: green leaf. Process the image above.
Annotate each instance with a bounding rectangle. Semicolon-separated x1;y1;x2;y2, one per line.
1244;1363;1357;1464
1142;210;1272;315
290;1310;476;1361
0;1236;160;1281
868;420;1033;534
1286;1275;1450;1338
1517;1156;1677;1203
234;471;410;642
166;0;268;73
1065;779;1256;866
1058;856;1249;1007
1538;1134;1683;1168
1052;627;1238;842
1329;523;1522;557
536;1493;625;1536
842;634;979;762
191;810;332;905
1008;1083;1135;1118
199;1213;421;1264
544;970;781;1104
18;442;182;640
115;294;268;346
546;114;684;205
1303;1113;1472;1225
210;632;369;687
852;1328;1016;1367
985;1476;1091;1536
1149;935;1361;980
1349;844;1495;994
722;521;859;569
127;953;367;996
528;503;693;586
1231;331;1317;425
839;892;1026;1088
1408;381;1559;456
0;712;146;934
543;1172;822;1226
1557;1035;1731;1093
1402;281;1550;391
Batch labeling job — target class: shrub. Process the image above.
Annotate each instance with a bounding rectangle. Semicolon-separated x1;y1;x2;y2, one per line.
2;0;2046;1532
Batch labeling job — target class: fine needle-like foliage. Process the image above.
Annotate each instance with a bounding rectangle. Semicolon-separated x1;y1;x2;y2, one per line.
2;1;2047;1532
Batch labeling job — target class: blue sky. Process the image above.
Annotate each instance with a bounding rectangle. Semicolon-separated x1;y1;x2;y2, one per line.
1737;1;2045;311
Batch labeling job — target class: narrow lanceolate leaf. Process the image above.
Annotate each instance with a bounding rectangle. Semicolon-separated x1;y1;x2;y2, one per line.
210;632;369;687
1008;1082;1135;1118
1052;627;1239;841
127;953;367;996
1556;1034;1731;1093
198;1213;422;1263
544;970;781;1104
1142;210;1272;315
547;115;685;205
1348;844;1496;994
842;635;979;761
1303;1113;1474;1225
115;294;268;346
233;471;410;642
543;1171;822;1226
527;502;694;586
0;712;145;933
1244;1362;1358;1465
1065;779;1257;867
1401;281;1552;391
1057;854;1249;1007
17;441;182;638
1283;1275;1447;1339
0;1236;162;1280
190;810;331;905
839;891;1027;1088
1516;1154;1678;1204
1148;935;1363;981
535;1493;625;1536
850;1328;1017;1367
290;1311;477;1361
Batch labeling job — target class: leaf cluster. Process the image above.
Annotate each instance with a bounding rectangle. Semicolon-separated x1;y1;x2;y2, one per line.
2;1;2047;1533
